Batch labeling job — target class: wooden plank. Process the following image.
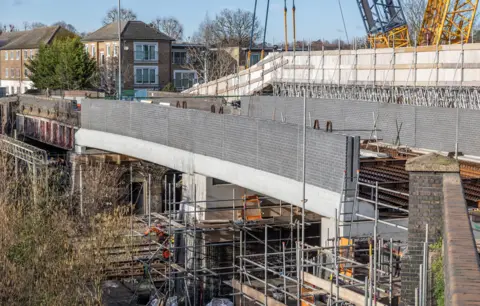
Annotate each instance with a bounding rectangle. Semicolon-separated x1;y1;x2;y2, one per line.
302;272;387;306
231;279;286;306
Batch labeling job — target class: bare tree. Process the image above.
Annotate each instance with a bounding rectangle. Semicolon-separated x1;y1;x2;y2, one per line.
8;24;17;32
30;22;47;29
98;57;119;96
214;9;262;47
102;7;137;25
191;14;216;46
97;56;134;96
0;154;130;305
402;0;427;40
185;46;236;84
150;17;183;40
52;21;77;33
193;9;262;47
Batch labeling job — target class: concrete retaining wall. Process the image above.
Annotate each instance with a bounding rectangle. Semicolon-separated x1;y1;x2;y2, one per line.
242;96;480;156
81;99;354;193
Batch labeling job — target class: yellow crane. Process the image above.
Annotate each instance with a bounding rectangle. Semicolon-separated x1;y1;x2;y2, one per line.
356;0;411;48
439;0;479;44
419;0;478;45
418;0;448;45
357;0;479;48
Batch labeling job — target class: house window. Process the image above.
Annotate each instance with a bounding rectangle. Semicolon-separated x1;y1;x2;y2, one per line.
250;53;261;66
135;67;157;84
106;44;111;56
113;43;118;57
24;68;29;77
11;86;14;94
100;52;105;65
134;43;157;61
4;51;8;60
91;45;96;57
16;50;20;60
172;51;187;65
29;50;33;58
84;44;88;54
10;68;14;78
174;70;197;90
24;50;28;59
5;87;8;95
17;86;20;94
10;51;13;59
5;68;8;78
16;68;20;78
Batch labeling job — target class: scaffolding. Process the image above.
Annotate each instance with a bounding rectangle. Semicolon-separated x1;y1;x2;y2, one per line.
100;160;418;306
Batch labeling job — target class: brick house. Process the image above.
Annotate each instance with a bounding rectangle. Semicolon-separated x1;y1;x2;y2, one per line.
170;44;274;92
82;21;174;93
171;42;204;91
0;26;76;95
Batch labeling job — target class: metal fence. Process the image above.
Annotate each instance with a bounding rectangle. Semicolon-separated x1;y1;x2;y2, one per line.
81;99;352;192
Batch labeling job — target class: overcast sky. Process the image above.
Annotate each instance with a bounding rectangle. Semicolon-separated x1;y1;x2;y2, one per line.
0;0;365;42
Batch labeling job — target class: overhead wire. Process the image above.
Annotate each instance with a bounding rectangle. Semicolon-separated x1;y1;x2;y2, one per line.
337;0;350;44
247;0;259;68
292;0;296;52
284;0;289;51
261;0;271;60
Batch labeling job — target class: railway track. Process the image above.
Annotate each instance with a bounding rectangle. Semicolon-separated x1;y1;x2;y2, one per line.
359;158;480;209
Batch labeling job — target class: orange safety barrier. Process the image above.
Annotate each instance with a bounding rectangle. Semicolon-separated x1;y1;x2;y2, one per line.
240;195;263;221
339;238;353;277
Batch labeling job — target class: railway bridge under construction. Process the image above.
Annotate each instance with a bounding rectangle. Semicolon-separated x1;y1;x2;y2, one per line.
182;43;480;110
69;94;480;305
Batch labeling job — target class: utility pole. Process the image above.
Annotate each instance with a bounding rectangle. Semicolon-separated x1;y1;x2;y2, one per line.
117;0;122;99
203;51;208;83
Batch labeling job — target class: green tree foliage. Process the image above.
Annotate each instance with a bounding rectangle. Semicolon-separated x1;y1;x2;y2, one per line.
26;37;97;90
430;240;445;306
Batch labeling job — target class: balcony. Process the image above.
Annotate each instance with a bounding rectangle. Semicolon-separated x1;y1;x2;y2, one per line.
134;51;158;63
174;78;198;91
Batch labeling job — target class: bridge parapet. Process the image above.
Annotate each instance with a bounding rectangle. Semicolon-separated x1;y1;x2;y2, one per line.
81;99;359;195
443;173;480;305
184;44;480;98
18;95;80;126
242;96;480;157
402;153;480;306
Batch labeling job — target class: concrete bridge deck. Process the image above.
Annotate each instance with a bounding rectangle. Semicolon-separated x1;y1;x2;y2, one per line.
76;99;360;219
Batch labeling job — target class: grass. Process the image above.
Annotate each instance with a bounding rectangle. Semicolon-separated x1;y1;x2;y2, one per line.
430;239;444;306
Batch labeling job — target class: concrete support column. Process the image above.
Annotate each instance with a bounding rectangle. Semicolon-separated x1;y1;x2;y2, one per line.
150;175;163;213
321;216;335;247
181;172;207;304
401;153;459;306
182;173;207;221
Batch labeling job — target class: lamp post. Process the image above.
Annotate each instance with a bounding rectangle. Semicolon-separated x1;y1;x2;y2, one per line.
117;0;122;99
201;50;208;83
